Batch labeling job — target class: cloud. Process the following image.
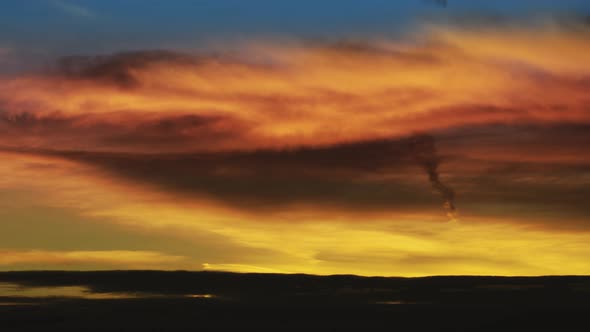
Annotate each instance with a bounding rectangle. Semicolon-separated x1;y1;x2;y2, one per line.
1;25;589;153
0;111;248;153
313;251;536;276
2;150;590;276
1;29;590;220
0;126;449;216
39;137;440;214
0;250;187;269
4;120;586;225
56;51;198;88
1;23;590;274
51;0;95;18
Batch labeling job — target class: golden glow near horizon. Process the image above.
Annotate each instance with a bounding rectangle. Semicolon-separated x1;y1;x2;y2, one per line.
1;150;589;276
1;24;590;276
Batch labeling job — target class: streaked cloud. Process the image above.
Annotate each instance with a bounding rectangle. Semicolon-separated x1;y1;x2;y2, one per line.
0;250;187;269
50;0;95;18
1;22;590;275
1;149;590;276
1;25;589;152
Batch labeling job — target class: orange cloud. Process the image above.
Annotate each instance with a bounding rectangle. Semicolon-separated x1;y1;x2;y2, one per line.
0;26;589;153
1;24;590;276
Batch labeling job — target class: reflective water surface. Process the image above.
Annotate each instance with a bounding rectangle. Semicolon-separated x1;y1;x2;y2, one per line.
0;282;217;304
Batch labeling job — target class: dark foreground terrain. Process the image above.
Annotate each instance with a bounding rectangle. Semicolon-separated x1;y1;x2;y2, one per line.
1;271;589;331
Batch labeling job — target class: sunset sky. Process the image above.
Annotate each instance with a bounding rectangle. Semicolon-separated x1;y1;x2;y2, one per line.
1;1;590;276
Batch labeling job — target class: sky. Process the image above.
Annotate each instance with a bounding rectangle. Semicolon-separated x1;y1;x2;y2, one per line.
1;1;590;276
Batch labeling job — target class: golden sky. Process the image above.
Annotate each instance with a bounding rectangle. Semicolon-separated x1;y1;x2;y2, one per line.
1;23;590;276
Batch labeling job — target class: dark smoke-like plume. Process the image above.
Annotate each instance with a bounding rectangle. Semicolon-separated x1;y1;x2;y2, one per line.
410;134;457;221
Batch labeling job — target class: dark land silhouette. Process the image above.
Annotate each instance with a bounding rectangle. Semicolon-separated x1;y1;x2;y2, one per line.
1;271;589;331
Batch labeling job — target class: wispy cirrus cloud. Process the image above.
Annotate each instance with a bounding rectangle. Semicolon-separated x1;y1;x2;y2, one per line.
50;0;95;18
2;22;590;275
1;24;589;223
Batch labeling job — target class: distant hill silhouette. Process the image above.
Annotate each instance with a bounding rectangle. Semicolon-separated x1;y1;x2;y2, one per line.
1;271;589;331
